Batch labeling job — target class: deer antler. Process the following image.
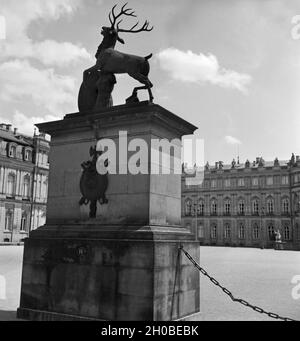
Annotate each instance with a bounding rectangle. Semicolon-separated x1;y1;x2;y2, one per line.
109;3;137;29
117;19;153;33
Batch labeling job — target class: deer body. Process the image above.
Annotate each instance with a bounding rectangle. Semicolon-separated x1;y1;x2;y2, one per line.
97;48;151;75
84;3;154;102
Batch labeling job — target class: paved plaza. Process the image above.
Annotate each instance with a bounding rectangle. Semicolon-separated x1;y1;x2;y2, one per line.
200;246;300;321
0;246;23;321
0;246;299;321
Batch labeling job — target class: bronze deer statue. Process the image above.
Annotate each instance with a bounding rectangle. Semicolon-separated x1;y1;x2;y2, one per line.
83;3;154;105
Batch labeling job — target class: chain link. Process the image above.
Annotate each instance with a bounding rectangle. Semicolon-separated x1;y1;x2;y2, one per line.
179;246;297;322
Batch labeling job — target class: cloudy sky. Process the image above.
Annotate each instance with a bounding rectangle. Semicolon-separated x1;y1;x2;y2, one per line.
0;0;300;164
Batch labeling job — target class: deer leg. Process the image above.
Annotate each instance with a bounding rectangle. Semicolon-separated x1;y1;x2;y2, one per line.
129;73;154;102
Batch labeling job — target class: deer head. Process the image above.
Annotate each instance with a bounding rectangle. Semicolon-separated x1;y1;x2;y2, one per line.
101;3;153;47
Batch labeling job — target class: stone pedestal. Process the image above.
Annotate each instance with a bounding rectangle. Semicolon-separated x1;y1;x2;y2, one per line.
17;102;200;321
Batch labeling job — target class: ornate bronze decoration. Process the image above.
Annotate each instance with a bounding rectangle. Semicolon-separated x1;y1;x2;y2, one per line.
79;146;108;218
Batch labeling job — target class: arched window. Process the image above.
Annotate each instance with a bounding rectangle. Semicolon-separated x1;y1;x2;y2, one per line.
23;176;30;198
252;199;259;215
185;199;192;216
224;199;231;215
197;200;205;216
198;224;204;239
253;223;259;240
284;226;290;240
238;223;245;239
9;145;16;158
267;198;274;215
268;224;275;240
20;212;28;232
238;200;245;215
282;198;289;215
211;224;217;239
5;209;13;231
210;200;217;215
7;173;16;196
24;149;32;162
224;223;231;239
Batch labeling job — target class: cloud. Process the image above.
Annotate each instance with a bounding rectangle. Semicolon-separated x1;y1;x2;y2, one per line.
4;110;61;136
3;39;92;67
225;135;242;145
0;0;91;65
0;59;76;114
156;48;252;93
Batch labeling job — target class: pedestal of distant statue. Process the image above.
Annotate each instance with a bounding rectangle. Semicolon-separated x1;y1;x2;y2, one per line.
17;101;201;321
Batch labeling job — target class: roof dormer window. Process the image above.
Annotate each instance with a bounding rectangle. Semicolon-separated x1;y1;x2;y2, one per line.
9;145;16;158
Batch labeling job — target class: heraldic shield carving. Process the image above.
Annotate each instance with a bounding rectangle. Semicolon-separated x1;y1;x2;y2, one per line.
79;146;108;218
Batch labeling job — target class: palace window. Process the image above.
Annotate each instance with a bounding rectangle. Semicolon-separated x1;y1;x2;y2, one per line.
24;149;32;162
198;224;204;239
224;224;231;239
211;224;217;239
266;176;274;186
23;176;30;198
224;200;231;215
252;178;259;186
281;176;289;185
224;179;231;188
238;223;245;239
7;173;16;196
9;145;16;158
238;178;245;187
268;224;275;240
238;201;245;215
20;213;28;232
284;226;290;240
5;209;13;231
185;199;192;216
211;200;217;215
253;224;259;240
197;200;205;216
267;198;274;215
252;200;259;215
211;180;217;188
282;198;289;215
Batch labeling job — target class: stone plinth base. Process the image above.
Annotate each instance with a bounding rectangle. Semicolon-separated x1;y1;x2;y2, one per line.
17;224;200;321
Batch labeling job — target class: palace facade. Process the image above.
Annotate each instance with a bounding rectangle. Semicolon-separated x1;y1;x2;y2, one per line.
0;124;49;243
182;155;300;250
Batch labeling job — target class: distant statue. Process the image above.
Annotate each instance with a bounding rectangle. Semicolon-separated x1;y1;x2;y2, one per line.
231;159;236;169
205;162;210;171
245;159;250;168
78;3;154;112
218;161;223;170
275;230;282;243
290;153;296;166
258;157;265;167
274;157;279;167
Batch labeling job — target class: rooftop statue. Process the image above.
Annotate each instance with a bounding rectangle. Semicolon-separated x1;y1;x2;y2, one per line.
78;3;154;112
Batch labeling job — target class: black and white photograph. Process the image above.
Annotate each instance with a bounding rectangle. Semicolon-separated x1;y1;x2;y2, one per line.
0;0;299;329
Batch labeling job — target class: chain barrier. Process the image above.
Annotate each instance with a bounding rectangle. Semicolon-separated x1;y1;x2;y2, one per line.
179;245;297;322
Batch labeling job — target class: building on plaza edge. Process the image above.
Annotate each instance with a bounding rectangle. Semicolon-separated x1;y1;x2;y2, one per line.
182;155;300;250
0;124;49;243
